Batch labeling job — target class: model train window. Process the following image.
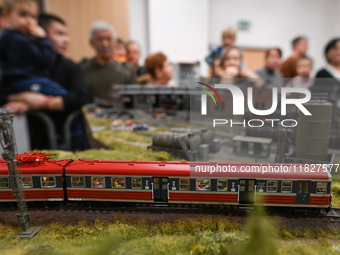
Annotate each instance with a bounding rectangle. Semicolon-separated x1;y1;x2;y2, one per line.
239;180;245;191
132;178;142;189
196;179;211;191
0;177;9;188
267;181;277;192
217;179;228;191
180;179;189;190
91;177;105;188
248;180;255;192
41;176;56;188
154;178;159;189
71;176;85;187
305;182;310;192
316;182;328;193
162;179;168;189
281;181;292;193
19;177;33;188
112;177;125;188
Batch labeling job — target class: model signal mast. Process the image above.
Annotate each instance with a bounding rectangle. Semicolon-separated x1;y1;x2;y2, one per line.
0;112;40;238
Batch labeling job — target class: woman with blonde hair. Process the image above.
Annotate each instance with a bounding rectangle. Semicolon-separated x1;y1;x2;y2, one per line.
217;46;263;88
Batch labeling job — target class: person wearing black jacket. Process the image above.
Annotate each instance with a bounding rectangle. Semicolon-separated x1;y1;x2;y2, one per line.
314;38;340;91
0;14;89;150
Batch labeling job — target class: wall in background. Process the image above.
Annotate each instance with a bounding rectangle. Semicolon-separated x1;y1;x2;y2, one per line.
147;0;209;76
129;0;149;66
45;0;129;62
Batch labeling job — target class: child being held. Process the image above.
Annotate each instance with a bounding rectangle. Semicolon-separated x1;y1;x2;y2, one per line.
285;56;314;90
0;0;67;96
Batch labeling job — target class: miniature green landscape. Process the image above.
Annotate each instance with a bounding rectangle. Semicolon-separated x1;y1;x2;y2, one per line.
2;206;340;255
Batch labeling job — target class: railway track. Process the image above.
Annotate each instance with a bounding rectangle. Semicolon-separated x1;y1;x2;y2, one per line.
1;203;338;217
322;207;340;223
0;203;229;215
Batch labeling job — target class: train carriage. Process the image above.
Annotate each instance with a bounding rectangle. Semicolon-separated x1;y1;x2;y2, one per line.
192;162;332;209
0;158;72;203
65;160;189;203
65;160;332;210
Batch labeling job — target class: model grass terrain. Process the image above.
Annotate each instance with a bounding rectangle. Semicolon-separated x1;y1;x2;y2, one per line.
2;207;340;255
49;128;179;161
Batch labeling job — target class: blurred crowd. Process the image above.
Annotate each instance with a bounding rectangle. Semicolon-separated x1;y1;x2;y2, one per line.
0;0;339;150
207;26;340;93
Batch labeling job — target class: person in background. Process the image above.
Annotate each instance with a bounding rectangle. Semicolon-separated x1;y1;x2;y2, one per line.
208;26;247;78
114;38;127;63
219;46;262;87
314;38;340;90
79;21;137;101
144;52;175;109
0;0;68;98
285;56;314;90
0;5;6;103
0;6;7;32
37;14;89;112
144;52;174;86
205;26;237;72
1;13;89;150
280;36;308;78
3;13;88;114
126;41;146;77
255;48;284;89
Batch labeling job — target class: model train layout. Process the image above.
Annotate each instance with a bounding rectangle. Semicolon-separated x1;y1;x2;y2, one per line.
0;152;332;213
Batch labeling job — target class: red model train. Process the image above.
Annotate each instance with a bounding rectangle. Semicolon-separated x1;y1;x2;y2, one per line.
0;155;332;212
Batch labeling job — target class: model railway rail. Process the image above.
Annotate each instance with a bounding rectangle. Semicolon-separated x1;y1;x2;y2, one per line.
0;203;339;221
1;202;337;215
323;207;340;218
0;203;227;214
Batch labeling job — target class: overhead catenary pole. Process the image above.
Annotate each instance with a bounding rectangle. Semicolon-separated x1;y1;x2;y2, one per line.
0;112;40;238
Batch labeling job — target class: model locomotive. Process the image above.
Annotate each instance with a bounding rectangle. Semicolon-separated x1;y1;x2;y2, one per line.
0;152;332;213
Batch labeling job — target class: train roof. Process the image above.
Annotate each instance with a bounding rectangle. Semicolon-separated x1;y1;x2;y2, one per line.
66;160;332;181
0;158;72;175
66;160;190;177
